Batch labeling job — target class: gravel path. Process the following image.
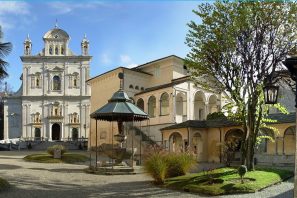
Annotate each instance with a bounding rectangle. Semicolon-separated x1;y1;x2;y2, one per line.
0;151;294;198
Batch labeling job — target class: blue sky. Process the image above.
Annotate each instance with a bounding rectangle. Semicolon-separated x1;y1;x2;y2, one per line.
0;1;200;91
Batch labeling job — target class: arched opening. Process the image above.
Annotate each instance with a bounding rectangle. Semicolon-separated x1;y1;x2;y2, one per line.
34;128;41;140
192;132;202;155
136;98;144;111
160;92;169;116
284;126;295;155
55;46;59;55
257;128;275;153
225;129;243;152
61;47;64;55
53;76;61;90
176;92;187;123
129;84;134;89
194;91;206;120
135;86;139;90
52;123;61;141
208;95;218;114
169;132;183;153
72;128;79;141
148;96;156;118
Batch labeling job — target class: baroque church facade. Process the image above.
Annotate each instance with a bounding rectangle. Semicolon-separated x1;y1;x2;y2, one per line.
3;26;91;141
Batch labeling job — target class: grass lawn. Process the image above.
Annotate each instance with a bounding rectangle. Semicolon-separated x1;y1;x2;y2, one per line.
165;167;293;196
0;177;10;191
24;153;89;164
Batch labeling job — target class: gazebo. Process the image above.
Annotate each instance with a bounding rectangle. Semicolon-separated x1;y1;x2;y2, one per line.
90;73;149;171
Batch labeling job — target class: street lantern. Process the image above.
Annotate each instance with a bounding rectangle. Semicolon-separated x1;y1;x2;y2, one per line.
263;83;279;104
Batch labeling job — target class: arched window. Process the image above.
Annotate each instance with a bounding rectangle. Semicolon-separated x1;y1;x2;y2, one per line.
160;92;169;115
135;86;139;90
129;84;134;89
49;46;53;55
284;126;296;155
55;46;59;55
136;98;144;111
225;129;243;152
148;96;156;118
53;75;61;90
61;47;64;55
141;87;144;91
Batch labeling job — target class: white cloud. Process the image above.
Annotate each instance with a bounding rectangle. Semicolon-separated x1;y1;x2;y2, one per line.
48;2;105;15
120;54;138;68
0;2;30;30
101;53;111;64
0;2;30;15
120;55;132;64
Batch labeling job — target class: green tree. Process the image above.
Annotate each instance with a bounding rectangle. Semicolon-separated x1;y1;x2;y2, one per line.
0;26;12;79
186;1;296;169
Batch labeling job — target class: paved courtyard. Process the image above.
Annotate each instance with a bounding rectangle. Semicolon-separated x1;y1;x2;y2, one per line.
0;151;294;198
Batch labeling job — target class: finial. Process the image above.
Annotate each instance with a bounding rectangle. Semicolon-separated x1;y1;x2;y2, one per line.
55;19;58;29
27;34;30;39
84;33;87;39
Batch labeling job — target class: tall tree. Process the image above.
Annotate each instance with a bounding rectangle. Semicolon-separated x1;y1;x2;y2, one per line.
0;26;12;79
186;1;297;169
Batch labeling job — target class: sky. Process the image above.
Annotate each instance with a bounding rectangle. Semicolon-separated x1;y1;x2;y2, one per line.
0;1;201;91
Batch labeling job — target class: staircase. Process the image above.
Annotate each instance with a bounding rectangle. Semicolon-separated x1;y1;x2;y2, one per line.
124;125;157;165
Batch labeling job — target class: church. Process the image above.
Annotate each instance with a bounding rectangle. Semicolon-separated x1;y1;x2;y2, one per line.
3;25;91;142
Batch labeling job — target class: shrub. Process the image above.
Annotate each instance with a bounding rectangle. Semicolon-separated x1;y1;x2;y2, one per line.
238;165;247;184
165;153;196;178
47;145;66;156
144;152;167;184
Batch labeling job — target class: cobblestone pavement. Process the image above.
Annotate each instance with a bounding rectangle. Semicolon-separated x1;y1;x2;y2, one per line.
0;151;293;198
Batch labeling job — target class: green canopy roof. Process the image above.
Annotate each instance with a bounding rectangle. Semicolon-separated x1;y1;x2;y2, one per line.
90;89;149;122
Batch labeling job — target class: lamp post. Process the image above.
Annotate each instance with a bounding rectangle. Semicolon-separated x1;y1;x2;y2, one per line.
283;56;297;197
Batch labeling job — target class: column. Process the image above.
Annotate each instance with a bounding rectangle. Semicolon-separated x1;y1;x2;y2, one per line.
22;104;26;138
61;122;64;141
27;104;31;139
204;102;209;120
23;67;27;96
80;103;83;138
81;66;86;96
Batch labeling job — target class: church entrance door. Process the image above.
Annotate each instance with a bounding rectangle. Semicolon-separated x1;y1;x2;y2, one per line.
52;123;60;141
